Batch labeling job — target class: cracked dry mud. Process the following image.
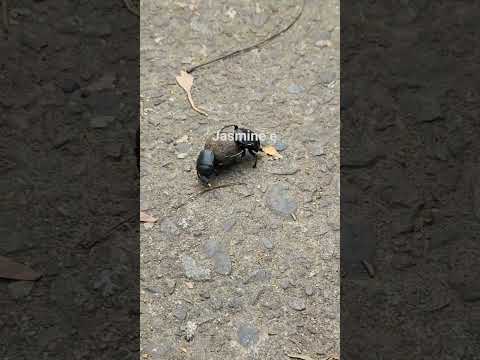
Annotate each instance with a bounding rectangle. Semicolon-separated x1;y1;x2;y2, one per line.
140;1;339;359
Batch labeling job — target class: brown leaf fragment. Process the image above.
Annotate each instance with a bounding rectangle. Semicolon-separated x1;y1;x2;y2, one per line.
175;70;208;116
140;211;158;223
0;255;42;281
263;145;283;159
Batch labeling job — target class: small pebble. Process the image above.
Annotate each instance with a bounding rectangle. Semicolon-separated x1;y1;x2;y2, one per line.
288;297;306;311
213;252;232;275
266;183;297;217
237;325;259;348
182;256;211;281
223;219;236;232
305;284;315;296
287;84;305;94
279;278;290;290
274;142;287;152
209;296;223;310
174;303;188;321
262;239;274;250
244;269;271;284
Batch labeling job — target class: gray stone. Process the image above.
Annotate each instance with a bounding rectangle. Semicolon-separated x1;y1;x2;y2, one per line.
274;141;288;152
174;303;188;321
209;296;223;310
160;218;179;239
213;252;232;275
266;183;297;216
244;269;271;284
182;256;211;281
223;219;236;232
204;239;221;257
204;240;232;275
288;297;306;311
287;84;305;94
279;278;290;290
237;325;258;348
90;116;114;129
262;239;274;250
228;296;243;310
8;281;34;299
305;284;315;296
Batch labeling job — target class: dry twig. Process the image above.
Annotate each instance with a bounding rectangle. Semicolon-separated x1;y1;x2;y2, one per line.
174;182;247;210
186;0;305;74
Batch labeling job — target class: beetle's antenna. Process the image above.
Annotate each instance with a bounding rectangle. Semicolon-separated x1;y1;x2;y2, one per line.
219;124;237;133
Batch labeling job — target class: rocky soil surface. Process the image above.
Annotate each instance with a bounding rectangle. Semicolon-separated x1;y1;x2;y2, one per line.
140;0;339;359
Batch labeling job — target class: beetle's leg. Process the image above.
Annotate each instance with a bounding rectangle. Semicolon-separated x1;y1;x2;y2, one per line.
248;149;258;168
199;175;210;186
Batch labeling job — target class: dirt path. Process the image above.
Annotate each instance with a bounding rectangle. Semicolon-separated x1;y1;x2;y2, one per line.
140;1;339;358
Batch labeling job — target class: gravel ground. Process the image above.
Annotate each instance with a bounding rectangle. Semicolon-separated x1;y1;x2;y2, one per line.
140;1;339;359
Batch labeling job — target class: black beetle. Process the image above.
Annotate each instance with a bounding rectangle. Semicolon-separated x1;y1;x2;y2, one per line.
196;149;216;185
196;125;263;186
221;124;263;168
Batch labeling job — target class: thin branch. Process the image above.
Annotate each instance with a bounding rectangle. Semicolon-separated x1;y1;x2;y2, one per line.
186;0;305;74
174;182;247;210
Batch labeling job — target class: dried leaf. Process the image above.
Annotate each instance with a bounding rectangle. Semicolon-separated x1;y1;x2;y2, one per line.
287;354;315;360
175;70;208;116
185;281;194;289
263;145;283;159
140;211;158;223
0;255;42;281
